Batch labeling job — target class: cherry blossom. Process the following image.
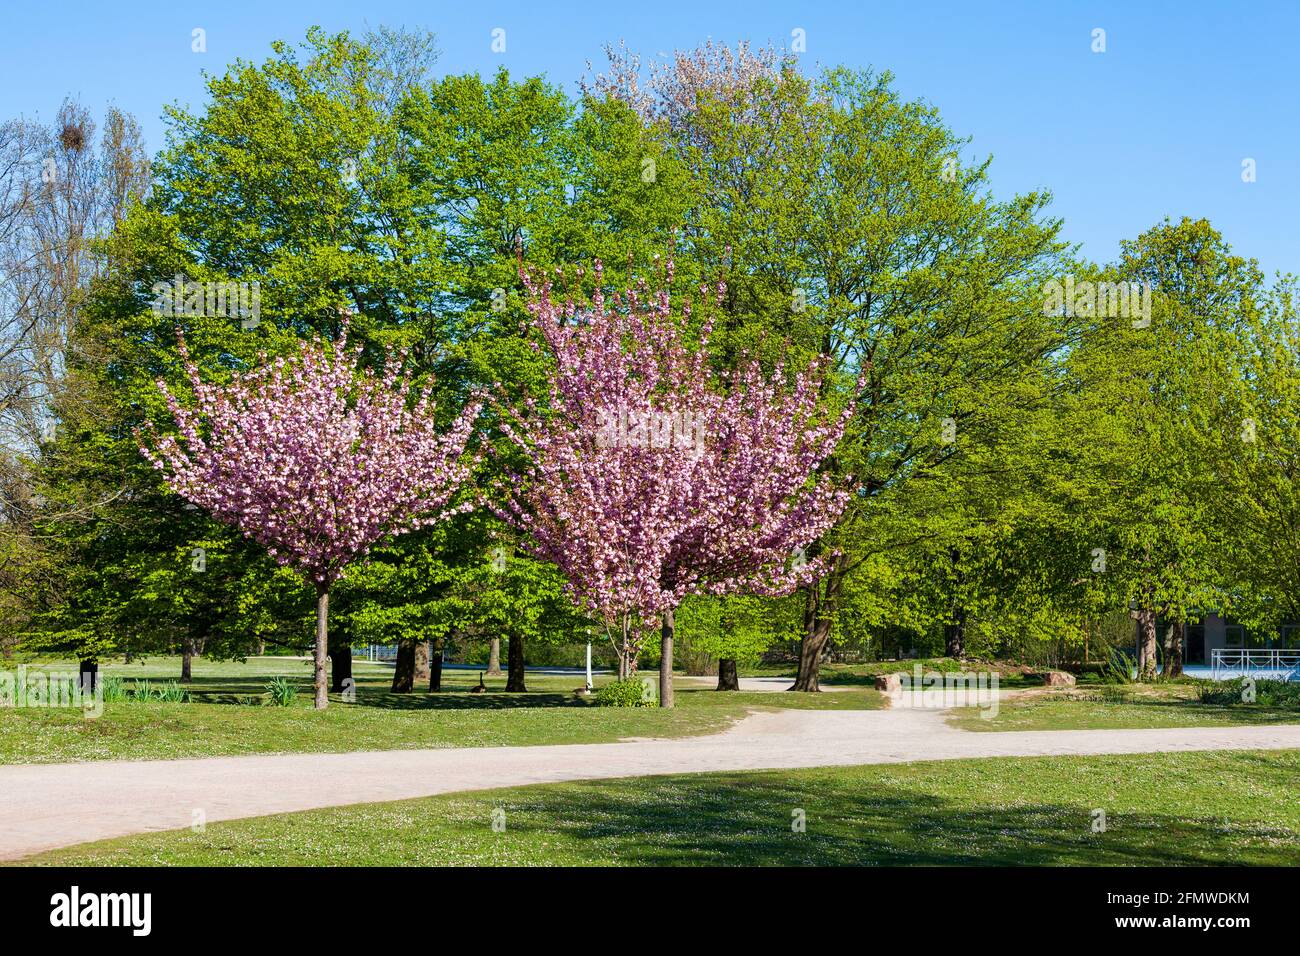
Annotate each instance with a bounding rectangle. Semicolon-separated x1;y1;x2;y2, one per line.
140;325;481;707
497;258;852;680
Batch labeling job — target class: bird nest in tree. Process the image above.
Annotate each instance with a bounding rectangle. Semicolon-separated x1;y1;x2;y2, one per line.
59;123;87;152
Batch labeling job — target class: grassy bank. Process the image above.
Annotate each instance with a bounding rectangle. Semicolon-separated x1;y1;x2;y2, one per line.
21;749;1300;866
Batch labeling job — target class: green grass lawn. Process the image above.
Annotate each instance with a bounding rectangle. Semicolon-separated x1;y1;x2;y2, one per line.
20;749;1300;866
949;684;1300;732
0;656;880;764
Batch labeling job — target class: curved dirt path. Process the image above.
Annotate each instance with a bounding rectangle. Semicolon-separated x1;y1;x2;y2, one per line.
3;707;1299;861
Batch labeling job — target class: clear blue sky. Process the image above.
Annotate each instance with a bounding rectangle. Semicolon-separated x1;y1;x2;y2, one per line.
2;1;1296;278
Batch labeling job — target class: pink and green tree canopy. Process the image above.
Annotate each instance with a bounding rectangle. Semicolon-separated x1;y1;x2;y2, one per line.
497;258;853;667
140;325;482;708
140;328;481;588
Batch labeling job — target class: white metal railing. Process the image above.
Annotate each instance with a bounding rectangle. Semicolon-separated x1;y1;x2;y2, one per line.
358;644;449;663
1211;648;1300;682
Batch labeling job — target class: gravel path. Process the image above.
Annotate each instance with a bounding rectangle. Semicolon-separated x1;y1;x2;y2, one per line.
3;706;1299;861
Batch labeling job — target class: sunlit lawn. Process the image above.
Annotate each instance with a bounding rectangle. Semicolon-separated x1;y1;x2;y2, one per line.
20;749;1300;866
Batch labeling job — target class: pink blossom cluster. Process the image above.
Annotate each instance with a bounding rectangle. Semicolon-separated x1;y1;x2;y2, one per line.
497;258;853;635
583;39;791;132
140;326;482;586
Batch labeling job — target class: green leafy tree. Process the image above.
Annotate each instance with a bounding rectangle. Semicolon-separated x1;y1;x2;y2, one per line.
30;29;456;672
1191;276;1300;642
447;538;588;693
674;593;800;689
1058;219;1265;678
589;48;1073;689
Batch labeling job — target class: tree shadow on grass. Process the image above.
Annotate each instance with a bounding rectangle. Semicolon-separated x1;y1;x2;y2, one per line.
353;689;583;711
488;770;1299;866
177;671;586;711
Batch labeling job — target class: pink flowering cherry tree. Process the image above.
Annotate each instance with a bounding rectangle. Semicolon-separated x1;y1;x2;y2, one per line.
140;327;481;709
497;258;853;706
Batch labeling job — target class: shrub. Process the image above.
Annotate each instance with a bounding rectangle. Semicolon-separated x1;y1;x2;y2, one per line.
594;677;654;707
156;681;188;703
100;676;128;703
1100;652;1135;685
1198;678;1300;708
1197;680;1231;704
265;676;297;707
1092;684;1129;706
1258;680;1300;708
126;679;186;702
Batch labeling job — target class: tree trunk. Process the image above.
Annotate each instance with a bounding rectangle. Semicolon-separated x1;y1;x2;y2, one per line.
944;548;966;659
391;637;416;693
617;612;632;680
1135;607;1158;681
659;609;675;708
181;636;196;682
485;637;502;676
429;636;444;692
506;634;527;692
716;658;739;691
944;608;966;659
791;555;847;692
330;642;353;693
314;584;330;709
794;615;834;692
1164;619;1185;678
78;658;98;694
414;640;430;685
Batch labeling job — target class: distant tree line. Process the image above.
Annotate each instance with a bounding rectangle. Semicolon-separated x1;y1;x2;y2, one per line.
1;28;1295;692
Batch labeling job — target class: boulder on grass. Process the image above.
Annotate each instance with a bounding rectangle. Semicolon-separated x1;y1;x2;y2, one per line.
874;673;903;693
1033;670;1076;687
